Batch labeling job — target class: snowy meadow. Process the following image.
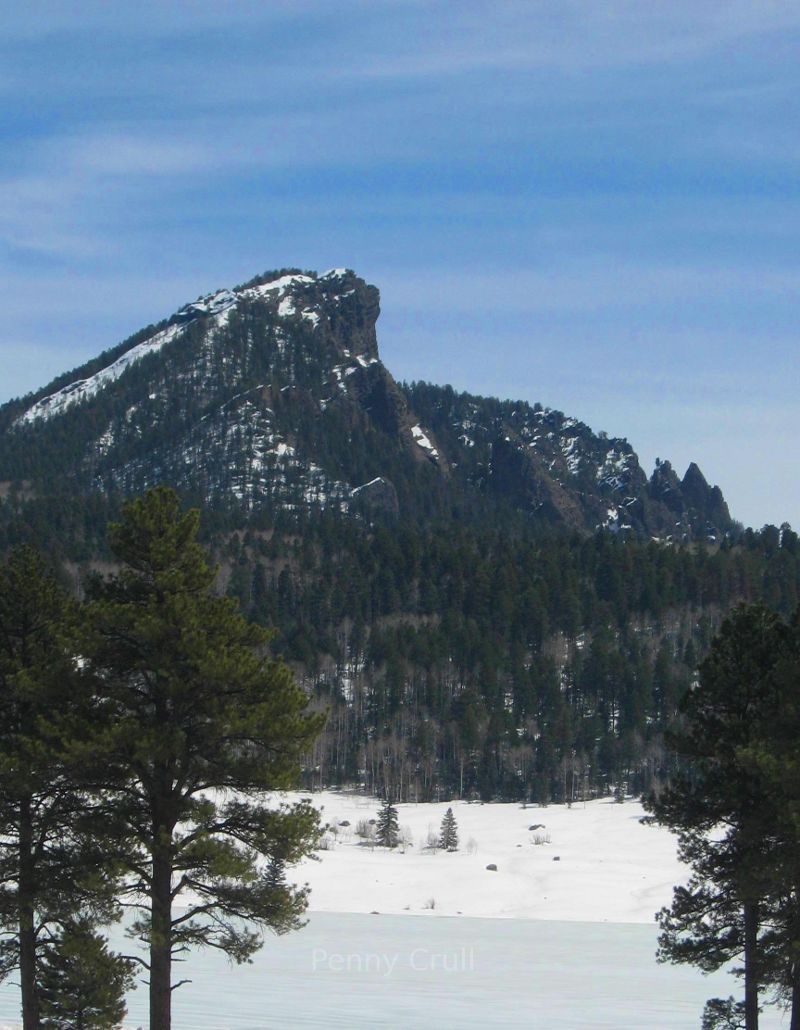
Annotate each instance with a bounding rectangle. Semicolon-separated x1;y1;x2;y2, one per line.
0;793;787;1028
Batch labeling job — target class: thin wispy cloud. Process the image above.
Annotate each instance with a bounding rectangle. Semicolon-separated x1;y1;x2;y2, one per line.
383;263;800;316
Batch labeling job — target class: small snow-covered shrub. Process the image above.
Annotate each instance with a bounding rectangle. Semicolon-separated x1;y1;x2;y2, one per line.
356;818;375;840
532;832;551;846
423;897;436;910
466;837;478;855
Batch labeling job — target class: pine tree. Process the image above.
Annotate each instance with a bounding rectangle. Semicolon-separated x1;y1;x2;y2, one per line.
39;920;135;1030
81;488;325;1030
701;997;747;1030
645;604;800;1030
438;808;459;851
375;799;399;848
742;607;800;1024
0;547;121;1030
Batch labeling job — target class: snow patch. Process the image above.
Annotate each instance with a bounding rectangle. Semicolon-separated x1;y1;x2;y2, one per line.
597;449;632;492
352;477;385;494
177;289;237;321
411;424;439;460
561;436;582;475
17;322;185;425
243;273;314;299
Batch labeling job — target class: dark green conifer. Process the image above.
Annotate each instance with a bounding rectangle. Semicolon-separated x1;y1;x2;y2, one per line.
645;604;800;1030
81;487;325;1030
0;547;121;1030
39;920;135;1030
701;997;747;1030
438;808;459;851
375;799;399;848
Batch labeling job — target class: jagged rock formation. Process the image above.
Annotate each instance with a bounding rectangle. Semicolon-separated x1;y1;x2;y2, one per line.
0;267;732;540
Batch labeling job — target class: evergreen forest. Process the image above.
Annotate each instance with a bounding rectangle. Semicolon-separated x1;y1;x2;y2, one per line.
2;489;797;807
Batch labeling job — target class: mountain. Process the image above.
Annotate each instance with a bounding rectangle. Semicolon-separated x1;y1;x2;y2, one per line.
0;267;730;541
2;267;797;807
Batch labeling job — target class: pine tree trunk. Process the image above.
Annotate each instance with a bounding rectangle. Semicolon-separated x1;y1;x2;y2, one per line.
744;901;759;1030
19;799;39;1030
150;846;173;1030
789;961;800;1030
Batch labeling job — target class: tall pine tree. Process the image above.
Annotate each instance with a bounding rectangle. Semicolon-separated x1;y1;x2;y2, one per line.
645;604;800;1030
81;488;324;1030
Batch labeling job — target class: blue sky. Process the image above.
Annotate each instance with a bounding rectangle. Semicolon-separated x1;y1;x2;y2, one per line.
1;1;798;530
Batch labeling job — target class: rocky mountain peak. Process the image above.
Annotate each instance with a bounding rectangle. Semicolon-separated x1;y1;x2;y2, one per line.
0;267;734;540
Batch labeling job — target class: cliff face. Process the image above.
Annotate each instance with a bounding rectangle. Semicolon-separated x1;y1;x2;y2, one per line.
0;267;733;540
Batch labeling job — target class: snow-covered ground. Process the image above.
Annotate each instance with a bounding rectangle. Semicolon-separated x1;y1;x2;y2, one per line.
0;793;787;1028
290;791;685;924
0;913;787;1030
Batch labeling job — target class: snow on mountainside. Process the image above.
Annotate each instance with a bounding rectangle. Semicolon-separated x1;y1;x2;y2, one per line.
17;321;186;425
410;424;439;460
0;265;733;538
15;271;344;426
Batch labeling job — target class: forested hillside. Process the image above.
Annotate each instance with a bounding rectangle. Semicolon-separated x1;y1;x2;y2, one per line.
223;516;800;802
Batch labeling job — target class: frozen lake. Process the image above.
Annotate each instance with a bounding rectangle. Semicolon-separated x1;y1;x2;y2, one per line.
0;913;787;1029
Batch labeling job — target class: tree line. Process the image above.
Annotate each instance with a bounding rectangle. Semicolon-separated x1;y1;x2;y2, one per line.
3;485;797;807
223;517;798;804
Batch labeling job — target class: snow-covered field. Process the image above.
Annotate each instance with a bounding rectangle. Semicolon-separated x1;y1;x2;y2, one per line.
0;913;786;1030
0;793;788;1028
292;791;685;923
